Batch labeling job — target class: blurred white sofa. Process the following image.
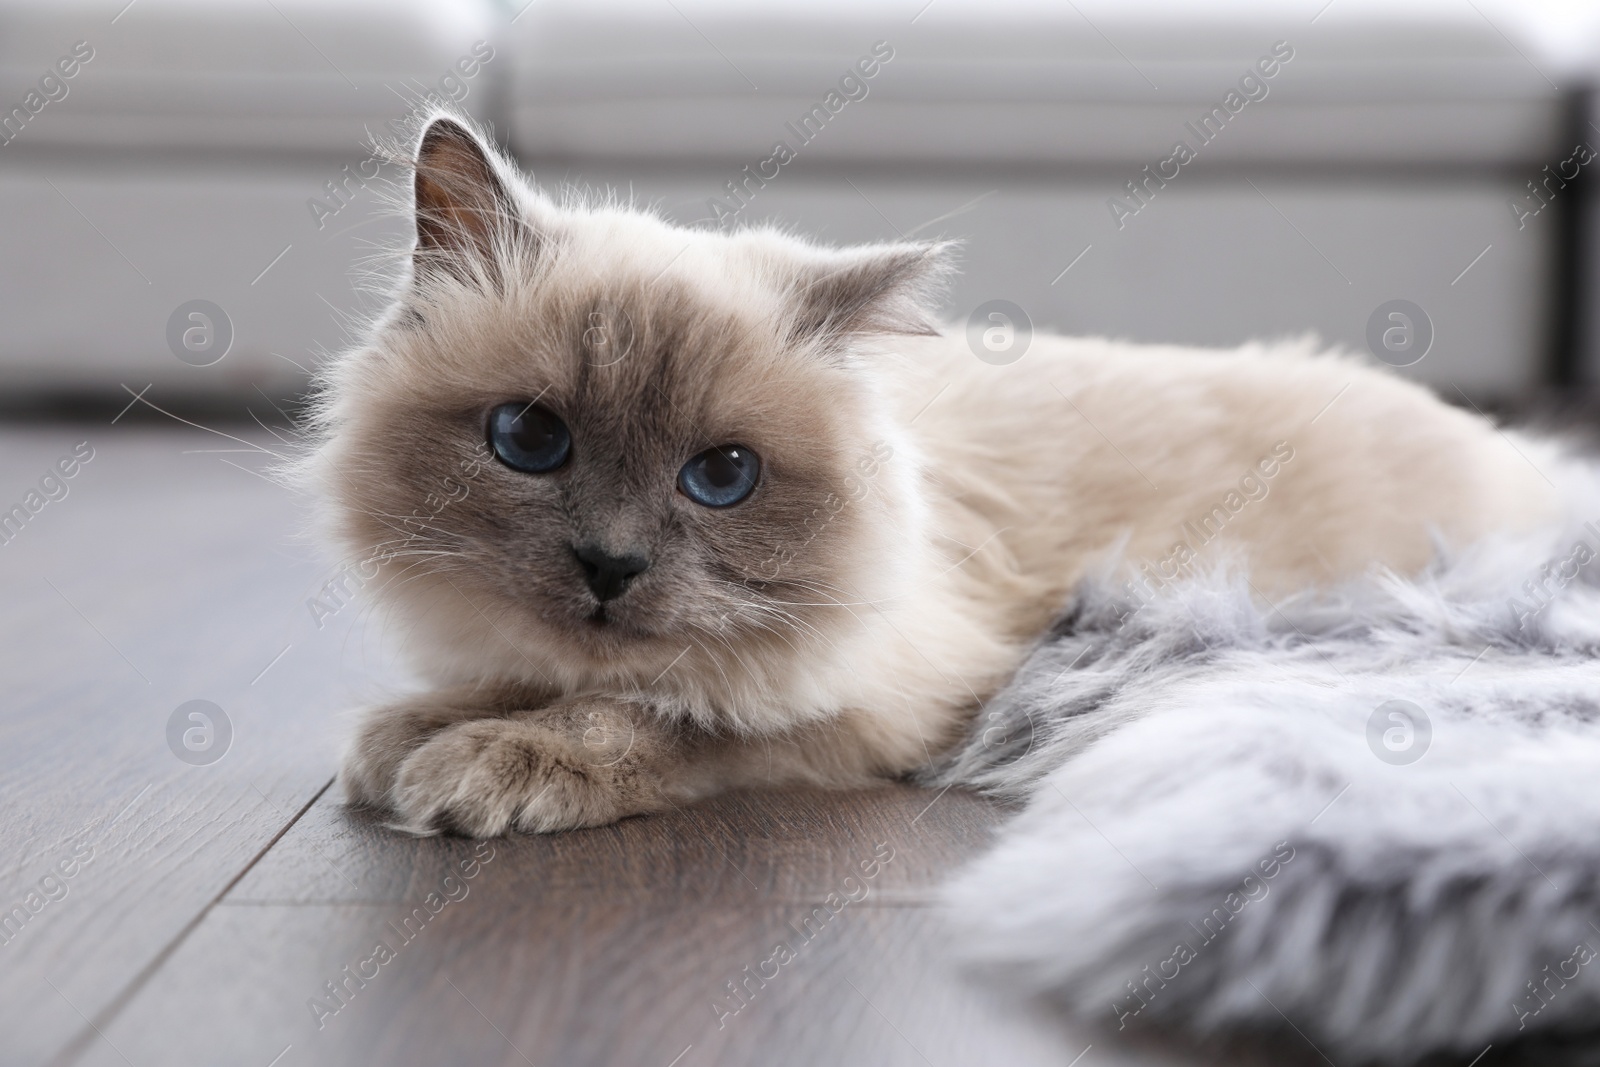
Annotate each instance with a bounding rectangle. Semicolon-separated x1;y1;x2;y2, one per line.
0;0;1590;404
0;0;501;402
506;0;1582;396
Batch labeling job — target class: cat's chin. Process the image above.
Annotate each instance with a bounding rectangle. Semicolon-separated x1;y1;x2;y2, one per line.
539;604;790;682
565;596;675;637
542;605;683;660
576;602;660;634
569;611;659;649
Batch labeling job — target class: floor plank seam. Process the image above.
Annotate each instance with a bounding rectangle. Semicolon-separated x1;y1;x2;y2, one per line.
44;775;337;1067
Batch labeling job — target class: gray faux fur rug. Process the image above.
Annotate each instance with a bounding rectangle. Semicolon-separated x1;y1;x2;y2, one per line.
924;461;1600;1064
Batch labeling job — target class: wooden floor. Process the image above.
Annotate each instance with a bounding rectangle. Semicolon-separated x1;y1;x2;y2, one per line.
0;422;1331;1067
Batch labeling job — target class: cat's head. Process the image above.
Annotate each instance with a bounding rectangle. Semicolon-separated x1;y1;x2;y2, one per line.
310;115;953;727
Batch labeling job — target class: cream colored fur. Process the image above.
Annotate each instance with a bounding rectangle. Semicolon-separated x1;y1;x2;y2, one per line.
731;330;1559;782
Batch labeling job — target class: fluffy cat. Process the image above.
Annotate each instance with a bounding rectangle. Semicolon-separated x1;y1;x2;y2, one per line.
306;114;1555;836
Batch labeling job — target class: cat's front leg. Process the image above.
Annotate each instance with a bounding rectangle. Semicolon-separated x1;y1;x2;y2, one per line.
348;690;920;837
382;695;691;836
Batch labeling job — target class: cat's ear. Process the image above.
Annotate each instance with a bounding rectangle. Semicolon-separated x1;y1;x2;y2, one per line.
788;241;955;343
411;116;530;283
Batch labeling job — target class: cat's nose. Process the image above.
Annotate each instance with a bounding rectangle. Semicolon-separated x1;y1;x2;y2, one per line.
571;542;650;602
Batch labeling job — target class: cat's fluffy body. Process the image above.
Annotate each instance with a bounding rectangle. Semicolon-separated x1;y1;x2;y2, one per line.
308;115;1555;835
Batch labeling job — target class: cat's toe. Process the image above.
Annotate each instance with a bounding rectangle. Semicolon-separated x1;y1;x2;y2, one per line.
340;700;501;813
389;717;621;837
340;740;399;811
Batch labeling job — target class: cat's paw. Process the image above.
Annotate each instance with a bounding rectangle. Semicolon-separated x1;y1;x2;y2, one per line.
341;700;490;811
387;704;660;836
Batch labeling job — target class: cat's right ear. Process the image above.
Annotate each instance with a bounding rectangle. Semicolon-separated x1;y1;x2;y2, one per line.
411;117;532;285
786;240;957;345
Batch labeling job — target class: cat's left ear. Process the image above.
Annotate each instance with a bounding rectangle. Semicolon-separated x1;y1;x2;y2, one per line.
411;116;534;284
788;241;956;343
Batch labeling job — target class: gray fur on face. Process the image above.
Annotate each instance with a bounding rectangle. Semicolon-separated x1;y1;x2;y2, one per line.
312;114;954;713
923;474;1600;1063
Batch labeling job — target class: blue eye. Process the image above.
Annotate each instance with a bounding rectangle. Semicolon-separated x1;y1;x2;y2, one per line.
679;445;760;507
487;401;570;473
